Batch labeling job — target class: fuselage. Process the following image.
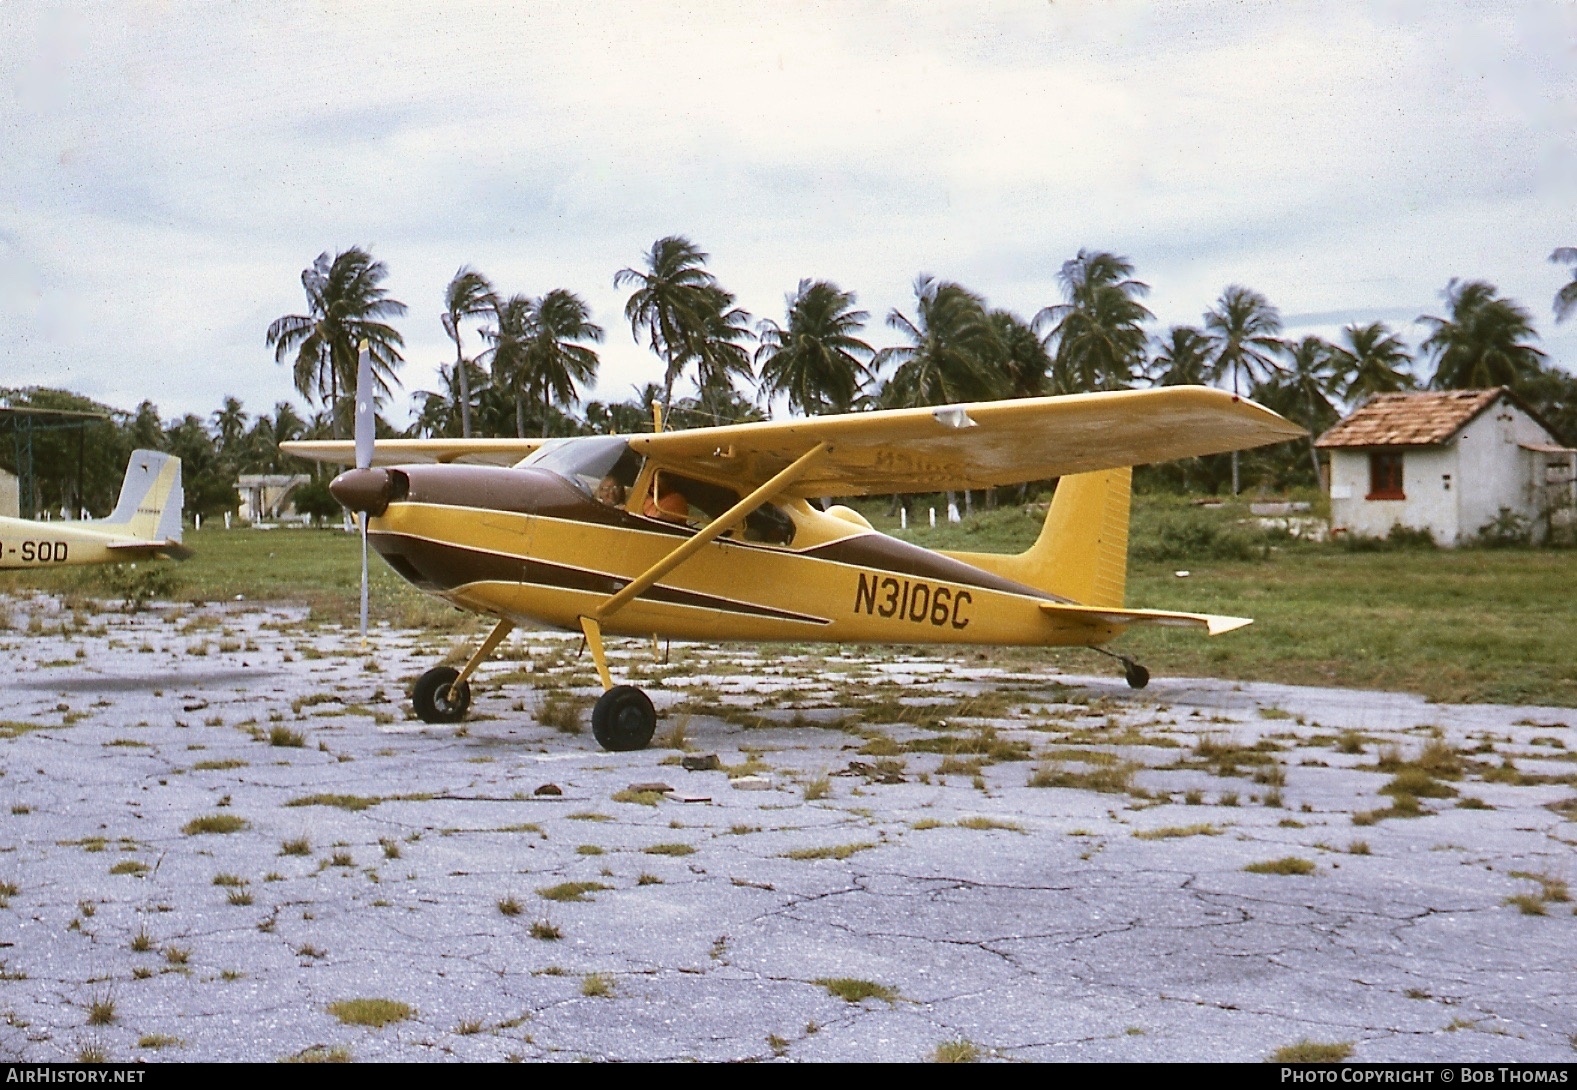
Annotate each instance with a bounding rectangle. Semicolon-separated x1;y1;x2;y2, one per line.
358;451;1123;649
0;518;137;570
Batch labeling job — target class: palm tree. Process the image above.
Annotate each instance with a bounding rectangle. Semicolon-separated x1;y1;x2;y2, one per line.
523;289;603;436
687;286;755;415
1277;335;1342;481
755;280;874;415
1551;248;1577;323
441;267;496;438
1329;321;1413;403
1148;325;1213;387
614;236;721;421
1419;279;1546;389
989;310;1052;399
1204;285;1283;493
1034;250;1153;393
875;275;1005;409
481;293;536;437
266;248;406;437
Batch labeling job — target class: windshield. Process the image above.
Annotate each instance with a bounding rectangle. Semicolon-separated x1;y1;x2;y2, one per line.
518;437;642;506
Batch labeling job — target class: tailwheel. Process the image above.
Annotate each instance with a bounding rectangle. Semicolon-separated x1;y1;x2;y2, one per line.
1122;660;1150;690
413;666;471;723
592;685;657;752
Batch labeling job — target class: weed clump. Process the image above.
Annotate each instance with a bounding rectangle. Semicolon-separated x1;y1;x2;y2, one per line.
1268;1040;1354;1063
783;842;875;861
580;973;614;998
815;978;898;1004
1244;857;1316;876
182;814;248;835
327;998;413;1028
933;1039;980;1063
538;881;609;903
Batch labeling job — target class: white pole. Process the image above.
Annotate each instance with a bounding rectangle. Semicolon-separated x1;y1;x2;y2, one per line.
899;507;907;530
929;507;936;528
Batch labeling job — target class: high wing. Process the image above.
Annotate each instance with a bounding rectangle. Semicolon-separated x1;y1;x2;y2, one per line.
280;438;549;468
633;386;1304;497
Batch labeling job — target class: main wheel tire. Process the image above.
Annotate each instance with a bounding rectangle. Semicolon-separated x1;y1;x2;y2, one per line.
592;685;657;752
1123;662;1150;690
413;666;471;723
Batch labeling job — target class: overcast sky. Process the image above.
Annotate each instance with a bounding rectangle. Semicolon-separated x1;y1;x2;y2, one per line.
3;1;1574;429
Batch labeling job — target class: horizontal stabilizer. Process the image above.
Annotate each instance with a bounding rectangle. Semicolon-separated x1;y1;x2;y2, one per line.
1039;601;1252;636
106;540;194;561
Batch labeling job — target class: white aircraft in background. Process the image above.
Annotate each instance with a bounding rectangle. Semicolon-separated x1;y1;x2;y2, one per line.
0;450;190;569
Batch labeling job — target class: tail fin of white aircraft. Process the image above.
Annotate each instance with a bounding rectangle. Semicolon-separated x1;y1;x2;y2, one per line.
945;467;1132;607
93;450;185;545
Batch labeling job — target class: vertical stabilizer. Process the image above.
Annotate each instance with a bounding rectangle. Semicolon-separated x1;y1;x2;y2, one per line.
944;467;1131;606
94;451;185;542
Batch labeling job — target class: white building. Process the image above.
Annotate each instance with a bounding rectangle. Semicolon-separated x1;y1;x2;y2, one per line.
237;473;309;523
1316;388;1576;546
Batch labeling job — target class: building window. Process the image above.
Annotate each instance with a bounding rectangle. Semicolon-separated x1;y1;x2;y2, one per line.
1367;452;1404;500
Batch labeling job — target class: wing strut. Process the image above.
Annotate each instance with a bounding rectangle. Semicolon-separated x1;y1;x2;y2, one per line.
575;441;829;691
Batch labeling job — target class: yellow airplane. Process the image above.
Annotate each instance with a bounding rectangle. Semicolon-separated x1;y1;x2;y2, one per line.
284;381;1301;752
0;450;190;569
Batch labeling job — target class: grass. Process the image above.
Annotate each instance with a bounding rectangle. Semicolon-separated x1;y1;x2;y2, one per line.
192;759;247;771
881;503;1577;707
86;993;116;1025
269;725;306;747
933;1039;980;1063
181;814;248;835
642;842;695;856
815;977;898;1004
1268;1040;1354;1063
327;998;413;1028
538;881;610;903
783;842;876;861
282;1045;352;1063
498;896;522;916
280;837;312;856
1134;823;1221;840
1245;856;1317;876
136;1034;181;1050
610;788;665;806
580;973;614;998
530;920;562;940
538;694;585;735
803;776;831;801
285;793;381;811
109;860;148;876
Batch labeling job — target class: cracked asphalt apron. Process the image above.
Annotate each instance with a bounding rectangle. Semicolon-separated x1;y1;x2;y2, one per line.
0;596;1572;1062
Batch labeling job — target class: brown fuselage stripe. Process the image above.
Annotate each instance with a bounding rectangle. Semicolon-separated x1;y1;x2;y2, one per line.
798;534;1060;601
370;532;832;625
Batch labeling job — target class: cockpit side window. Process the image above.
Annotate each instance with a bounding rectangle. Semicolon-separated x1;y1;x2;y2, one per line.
641;470;795;546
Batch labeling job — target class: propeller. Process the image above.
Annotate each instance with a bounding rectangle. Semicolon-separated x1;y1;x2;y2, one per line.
354;340;375;645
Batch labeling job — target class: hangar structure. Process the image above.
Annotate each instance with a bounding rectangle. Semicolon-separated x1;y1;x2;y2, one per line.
1317;388;1576;545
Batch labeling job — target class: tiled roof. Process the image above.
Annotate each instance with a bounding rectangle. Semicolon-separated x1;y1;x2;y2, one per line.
1314;389;1504;449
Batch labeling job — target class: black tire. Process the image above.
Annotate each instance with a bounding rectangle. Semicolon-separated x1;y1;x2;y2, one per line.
1123;662;1150;690
413;666;471;724
591;685;656;752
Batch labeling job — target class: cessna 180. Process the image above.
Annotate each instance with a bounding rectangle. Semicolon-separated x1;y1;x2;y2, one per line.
284;354;1301;753
0;450;189;570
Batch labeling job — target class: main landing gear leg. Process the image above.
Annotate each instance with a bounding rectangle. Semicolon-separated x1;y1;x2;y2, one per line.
579;617;656;753
1092;645;1150;690
413;618;514;725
